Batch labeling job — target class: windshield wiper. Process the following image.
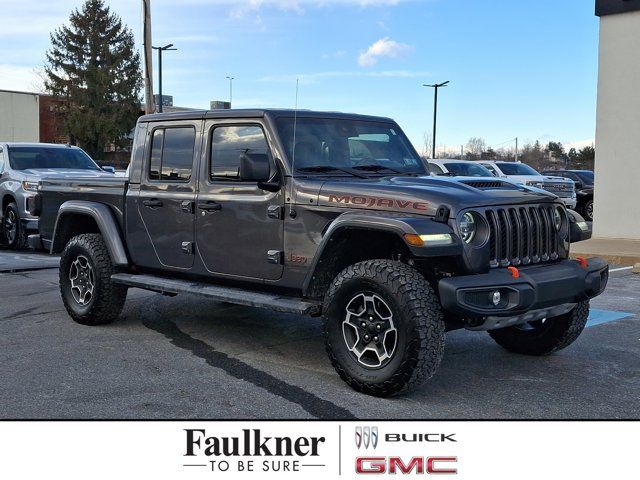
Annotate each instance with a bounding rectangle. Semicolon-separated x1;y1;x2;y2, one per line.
297;166;368;179
352;164;402;174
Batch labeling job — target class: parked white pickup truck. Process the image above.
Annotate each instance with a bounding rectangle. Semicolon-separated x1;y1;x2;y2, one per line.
479;161;577;209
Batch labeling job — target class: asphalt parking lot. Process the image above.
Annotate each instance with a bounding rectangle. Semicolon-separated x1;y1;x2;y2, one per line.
0;251;638;420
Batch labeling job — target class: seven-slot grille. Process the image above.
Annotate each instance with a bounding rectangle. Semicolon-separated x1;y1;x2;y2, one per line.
484;205;562;268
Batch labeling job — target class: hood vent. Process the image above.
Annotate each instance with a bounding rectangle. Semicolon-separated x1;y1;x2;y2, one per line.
461;180;520;190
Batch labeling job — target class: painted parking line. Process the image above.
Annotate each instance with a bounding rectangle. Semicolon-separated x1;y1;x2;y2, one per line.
587;309;634;328
609;266;634;273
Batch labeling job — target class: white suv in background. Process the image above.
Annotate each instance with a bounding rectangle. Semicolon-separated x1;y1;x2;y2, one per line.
479;161;577;209
427;159;497;178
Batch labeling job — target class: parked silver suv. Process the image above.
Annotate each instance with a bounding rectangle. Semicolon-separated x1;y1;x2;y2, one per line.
0;143;113;249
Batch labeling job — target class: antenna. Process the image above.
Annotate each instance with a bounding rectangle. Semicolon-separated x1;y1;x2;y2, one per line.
289;78;300;217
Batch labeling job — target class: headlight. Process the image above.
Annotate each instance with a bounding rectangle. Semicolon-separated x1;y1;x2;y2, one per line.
554;207;563;231
21;180;39;192
526;181;544;189
459;212;477;243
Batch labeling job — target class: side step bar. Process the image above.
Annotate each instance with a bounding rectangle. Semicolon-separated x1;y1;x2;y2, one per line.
111;273;322;317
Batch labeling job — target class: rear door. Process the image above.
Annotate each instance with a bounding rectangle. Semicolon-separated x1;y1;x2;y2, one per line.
195;121;284;280
137;123;200;270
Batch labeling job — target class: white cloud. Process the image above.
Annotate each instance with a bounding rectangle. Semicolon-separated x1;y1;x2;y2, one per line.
565;138;595;150
358;37;414;67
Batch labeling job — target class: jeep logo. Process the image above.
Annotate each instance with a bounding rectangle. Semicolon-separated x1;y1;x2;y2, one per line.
328;195;428;211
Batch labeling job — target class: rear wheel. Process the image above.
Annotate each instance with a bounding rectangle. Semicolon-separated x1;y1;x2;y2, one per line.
59;233;127;325
2;202;28;250
324;260;445;397
488;301;590;356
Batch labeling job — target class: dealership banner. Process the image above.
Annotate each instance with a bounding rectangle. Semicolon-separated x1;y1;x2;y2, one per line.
0;421;636;478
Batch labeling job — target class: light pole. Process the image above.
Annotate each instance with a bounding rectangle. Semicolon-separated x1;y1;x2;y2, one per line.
226;76;234;107
152;43;177;113
423;81;450;159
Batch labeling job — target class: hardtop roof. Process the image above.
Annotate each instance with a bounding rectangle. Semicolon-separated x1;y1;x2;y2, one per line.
138;108;394;124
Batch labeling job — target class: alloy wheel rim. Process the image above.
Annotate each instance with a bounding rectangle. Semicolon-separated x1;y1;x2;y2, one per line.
586;202;593;220
342;293;398;368
69;255;95;306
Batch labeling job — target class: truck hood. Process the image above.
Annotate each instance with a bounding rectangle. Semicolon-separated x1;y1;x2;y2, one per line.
21;168;114;179
316;175;558;217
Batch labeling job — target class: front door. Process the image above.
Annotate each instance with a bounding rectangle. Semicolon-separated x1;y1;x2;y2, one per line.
137;123;199;270
196;122;284;280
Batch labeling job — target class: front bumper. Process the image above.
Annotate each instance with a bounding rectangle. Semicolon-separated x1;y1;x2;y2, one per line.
561;197;577;209
439;258;608;321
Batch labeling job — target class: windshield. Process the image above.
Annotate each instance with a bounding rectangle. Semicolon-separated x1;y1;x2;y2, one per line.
497;162;540;176
8;146;100;171
275;118;426;175
443;162;493;177
574;171;594;184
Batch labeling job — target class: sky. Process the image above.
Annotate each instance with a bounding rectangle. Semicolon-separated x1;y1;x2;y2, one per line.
0;0;600;155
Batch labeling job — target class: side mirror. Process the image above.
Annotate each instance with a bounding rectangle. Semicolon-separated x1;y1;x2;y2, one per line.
239;153;271;183
574;181;583;190
102;166;116;174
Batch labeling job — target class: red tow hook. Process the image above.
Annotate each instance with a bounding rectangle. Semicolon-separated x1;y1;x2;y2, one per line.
507;266;520;279
576;257;588;269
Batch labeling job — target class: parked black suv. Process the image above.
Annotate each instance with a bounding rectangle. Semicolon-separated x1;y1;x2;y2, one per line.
542;170;594;221
29;110;608;396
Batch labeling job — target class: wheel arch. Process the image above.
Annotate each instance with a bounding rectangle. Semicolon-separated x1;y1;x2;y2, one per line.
51;201;129;266
303;212;461;299
2;193;16;213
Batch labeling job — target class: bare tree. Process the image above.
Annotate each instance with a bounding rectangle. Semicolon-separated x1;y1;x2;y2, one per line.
466;137;487;158
422;131;433;159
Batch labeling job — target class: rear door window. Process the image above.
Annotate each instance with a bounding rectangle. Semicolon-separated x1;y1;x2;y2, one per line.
148;127;196;182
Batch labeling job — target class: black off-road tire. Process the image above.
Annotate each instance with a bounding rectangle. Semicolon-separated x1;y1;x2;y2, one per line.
2;202;28;250
488;301;590;356
324;260;445;397
59;233;127;326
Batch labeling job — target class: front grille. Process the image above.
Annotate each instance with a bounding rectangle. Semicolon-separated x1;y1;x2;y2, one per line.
485;205;562;268
543;181;574;197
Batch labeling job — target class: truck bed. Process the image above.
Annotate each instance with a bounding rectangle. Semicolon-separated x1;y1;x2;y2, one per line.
38;176;128;241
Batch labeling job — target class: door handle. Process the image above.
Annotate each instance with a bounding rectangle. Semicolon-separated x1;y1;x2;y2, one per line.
198;201;222;212
143;199;163;208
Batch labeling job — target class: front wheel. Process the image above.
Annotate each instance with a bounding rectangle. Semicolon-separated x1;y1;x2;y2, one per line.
324;260;445;397
488;301;590;356
2;202;28;250
59;233;127;325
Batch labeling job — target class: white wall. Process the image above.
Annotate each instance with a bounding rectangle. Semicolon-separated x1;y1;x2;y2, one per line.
594;11;640;240
0;90;39;142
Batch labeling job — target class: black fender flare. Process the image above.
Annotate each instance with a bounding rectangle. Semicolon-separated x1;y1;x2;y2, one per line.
302;212;462;295
51;200;129;266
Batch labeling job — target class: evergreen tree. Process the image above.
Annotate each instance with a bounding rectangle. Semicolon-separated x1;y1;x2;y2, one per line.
44;0;142;159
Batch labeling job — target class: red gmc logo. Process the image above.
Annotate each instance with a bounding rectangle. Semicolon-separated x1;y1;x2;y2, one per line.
356;457;457;475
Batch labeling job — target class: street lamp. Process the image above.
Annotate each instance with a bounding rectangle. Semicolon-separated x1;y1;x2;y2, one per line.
423;80;450;159
152;43;177;113
226;76;234;108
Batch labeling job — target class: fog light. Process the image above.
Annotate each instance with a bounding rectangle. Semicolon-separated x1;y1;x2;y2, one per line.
491;291;501;306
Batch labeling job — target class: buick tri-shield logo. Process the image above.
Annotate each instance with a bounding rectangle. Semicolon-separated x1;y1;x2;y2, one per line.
355;427;378;449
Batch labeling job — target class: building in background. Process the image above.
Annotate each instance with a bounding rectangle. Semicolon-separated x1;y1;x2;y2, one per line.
595;0;640;240
0;90;39;142
0;89;200;167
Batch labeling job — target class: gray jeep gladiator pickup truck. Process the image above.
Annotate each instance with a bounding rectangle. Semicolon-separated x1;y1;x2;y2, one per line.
29;109;608;397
